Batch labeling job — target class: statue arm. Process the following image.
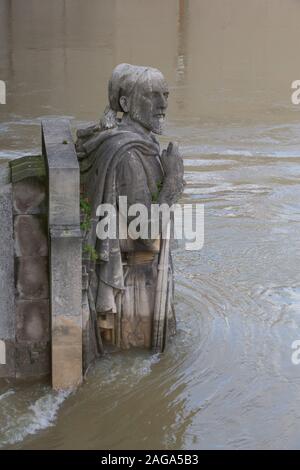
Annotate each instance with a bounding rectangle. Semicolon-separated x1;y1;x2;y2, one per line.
116;146;184;249
116;150;152;209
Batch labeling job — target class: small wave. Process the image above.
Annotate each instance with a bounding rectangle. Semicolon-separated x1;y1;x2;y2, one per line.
182;144;300;159
0;390;15;401
1;115;75;127
98;352;161;388
130;353;161;376
0;389;70;447
0;150;38;159
182;145;255;157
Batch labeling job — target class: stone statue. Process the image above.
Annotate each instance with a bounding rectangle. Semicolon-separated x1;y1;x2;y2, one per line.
76;64;184;353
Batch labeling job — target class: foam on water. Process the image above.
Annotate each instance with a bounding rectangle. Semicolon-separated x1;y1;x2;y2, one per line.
0;389;70;447
0;390;15;401
92;351;162;389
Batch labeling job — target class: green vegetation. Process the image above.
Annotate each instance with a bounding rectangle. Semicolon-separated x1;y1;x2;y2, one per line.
80;196;92;232
80;196;98;262
83;244;98;262
151;180;163;202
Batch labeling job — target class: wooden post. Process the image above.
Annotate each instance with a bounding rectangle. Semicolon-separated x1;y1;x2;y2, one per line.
42;119;82;390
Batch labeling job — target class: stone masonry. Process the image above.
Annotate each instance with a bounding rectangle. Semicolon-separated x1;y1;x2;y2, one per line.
0;120;84;389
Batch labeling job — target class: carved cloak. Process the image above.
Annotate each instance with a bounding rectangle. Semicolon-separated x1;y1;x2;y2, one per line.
78;126;161;311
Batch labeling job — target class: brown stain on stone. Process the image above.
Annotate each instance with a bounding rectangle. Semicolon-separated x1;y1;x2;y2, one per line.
14;215;48;257
52;316;82;390
15;256;49;299
16;300;50;343
13;177;46;215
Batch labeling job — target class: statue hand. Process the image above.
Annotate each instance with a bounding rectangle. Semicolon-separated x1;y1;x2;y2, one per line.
161;142;184;179
159;142;184;206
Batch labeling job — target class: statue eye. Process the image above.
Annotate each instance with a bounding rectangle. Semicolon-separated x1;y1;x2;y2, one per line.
163;92;169;99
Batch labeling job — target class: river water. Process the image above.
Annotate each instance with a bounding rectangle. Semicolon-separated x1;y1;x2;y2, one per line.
1;0;300;450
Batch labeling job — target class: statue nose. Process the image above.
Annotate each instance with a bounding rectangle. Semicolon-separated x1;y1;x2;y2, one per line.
158;93;167;109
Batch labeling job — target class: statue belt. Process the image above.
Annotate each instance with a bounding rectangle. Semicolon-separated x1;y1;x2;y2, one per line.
123;251;156;265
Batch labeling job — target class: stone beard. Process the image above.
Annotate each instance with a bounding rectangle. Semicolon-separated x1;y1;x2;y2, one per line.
127;69;169;135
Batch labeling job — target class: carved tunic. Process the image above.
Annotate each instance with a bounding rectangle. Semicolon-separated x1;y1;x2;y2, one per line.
116;148;164;253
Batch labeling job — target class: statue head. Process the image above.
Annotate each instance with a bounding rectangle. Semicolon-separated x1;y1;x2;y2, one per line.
105;63;169;134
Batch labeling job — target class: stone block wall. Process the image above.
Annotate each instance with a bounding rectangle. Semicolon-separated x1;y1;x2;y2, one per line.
0;156;51;379
12;165;50;378
0;180;15;377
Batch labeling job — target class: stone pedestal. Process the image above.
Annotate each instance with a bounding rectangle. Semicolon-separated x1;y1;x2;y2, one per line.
12;158;50;378
42;119;82;390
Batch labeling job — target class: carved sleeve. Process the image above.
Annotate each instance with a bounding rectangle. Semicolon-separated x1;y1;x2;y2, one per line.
116;150;152;211
115;149;184;249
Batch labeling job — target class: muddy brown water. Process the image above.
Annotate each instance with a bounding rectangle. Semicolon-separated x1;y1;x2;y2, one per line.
1;0;300;450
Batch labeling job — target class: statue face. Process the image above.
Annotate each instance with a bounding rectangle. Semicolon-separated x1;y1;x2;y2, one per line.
129;72;169;134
